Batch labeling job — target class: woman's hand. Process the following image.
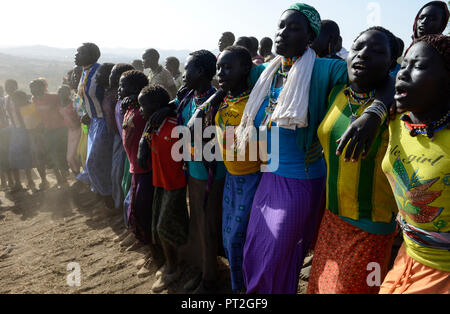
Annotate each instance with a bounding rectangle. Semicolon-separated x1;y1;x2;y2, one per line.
336;112;380;162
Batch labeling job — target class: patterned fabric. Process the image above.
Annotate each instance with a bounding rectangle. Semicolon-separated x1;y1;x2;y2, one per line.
215;93;261;175
128;172;154;244
308;210;396;294
76;118;113;196
152;187;189;247
285;3;321;38
243;172;325;294
222;172;262;291
380;244;450;294
77;63;105;119
318;85;397;229
382;115;450;272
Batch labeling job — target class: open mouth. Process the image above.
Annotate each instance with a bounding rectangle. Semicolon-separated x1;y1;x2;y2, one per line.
352;62;368;71
394;86;408;100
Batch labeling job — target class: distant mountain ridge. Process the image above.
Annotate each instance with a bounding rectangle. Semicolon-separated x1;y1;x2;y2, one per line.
0;45;192;64
0;45;194;93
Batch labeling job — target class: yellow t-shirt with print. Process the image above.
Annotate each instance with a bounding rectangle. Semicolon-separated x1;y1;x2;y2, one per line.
215;96;261;175
382;115;450;272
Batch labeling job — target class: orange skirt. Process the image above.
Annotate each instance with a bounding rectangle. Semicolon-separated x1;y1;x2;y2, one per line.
308;210;396;294
380;244;450;294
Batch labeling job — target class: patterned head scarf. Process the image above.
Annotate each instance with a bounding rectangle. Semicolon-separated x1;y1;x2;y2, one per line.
284;3;322;40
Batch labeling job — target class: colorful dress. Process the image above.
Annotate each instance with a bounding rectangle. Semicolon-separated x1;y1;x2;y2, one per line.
379;115;450;294
76;63;114;196
308;85;398;294
242;58;348;294
214;91;262;291
122;104;153;244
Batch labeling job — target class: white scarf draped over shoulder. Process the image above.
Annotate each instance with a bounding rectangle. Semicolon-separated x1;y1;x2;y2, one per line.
235;47;316;155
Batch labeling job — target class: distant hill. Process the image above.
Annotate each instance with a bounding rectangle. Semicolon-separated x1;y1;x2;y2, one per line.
0;45;193;93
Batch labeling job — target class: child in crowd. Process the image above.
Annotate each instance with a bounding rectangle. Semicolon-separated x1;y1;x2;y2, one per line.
57;85;82;175
176;50;226;293
118;70;161;274
138;85;189;292
109;63;135;232
30;78;68;188
11;91;48;191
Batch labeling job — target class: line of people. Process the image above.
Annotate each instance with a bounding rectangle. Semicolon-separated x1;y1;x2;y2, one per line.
0;1;448;294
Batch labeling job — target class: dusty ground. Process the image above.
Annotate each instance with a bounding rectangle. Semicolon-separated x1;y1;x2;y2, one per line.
0;172;308;294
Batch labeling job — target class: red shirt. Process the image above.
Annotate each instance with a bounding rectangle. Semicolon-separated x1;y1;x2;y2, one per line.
151;117;186;190
32;93;65;130
122;106;151;174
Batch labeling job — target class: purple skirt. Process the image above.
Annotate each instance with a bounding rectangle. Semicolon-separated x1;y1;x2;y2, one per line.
128;172;154;245
243;172;325;294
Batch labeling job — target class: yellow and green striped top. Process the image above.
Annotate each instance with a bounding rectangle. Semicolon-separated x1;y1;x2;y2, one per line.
318;84;398;233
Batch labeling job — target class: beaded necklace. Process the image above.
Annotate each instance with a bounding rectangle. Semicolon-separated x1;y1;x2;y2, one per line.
260;56;304;128
220;90;251;111
401;110;450;140
190;87;215;117
343;87;375;123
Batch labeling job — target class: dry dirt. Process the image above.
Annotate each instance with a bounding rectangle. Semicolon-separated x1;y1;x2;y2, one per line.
0;172;308;294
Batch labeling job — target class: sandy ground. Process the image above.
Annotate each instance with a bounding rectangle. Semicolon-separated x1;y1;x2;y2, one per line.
0;172;308;294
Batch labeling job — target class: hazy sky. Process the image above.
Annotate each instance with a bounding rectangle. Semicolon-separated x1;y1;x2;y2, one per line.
1;0;448;52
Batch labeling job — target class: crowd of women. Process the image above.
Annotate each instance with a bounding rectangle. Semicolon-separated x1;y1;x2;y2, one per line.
0;1;448;294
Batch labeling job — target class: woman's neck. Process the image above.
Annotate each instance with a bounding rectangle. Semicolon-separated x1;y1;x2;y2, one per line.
194;81;211;96
229;80;248;98
349;81;378;94
409;103;449;124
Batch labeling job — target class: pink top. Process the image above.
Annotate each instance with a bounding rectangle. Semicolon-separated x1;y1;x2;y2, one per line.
122;105;151;174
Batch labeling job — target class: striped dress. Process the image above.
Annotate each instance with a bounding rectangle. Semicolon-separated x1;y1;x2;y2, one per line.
308;84;398;294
